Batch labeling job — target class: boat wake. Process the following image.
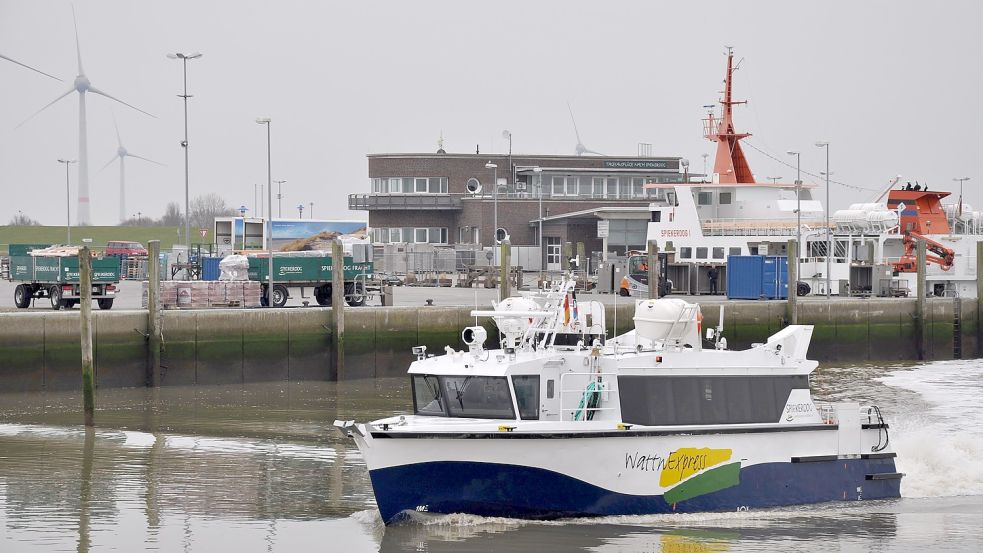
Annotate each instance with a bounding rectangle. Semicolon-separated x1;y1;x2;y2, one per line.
880;360;983;498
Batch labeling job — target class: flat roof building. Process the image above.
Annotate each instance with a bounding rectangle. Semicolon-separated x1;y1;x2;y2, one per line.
348;151;691;270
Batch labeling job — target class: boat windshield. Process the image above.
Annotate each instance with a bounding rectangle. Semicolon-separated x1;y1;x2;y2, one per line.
412;375;516;419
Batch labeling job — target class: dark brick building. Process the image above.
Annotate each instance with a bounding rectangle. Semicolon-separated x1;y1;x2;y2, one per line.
348;152;687;270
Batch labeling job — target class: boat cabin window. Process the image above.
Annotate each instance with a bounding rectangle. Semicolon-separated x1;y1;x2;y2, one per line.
713;247;725;259
680;247;692;259
729;247;742;257
511;375;540;420
697;192;713;205
651;210;662;223
719;192;732;205
618;375;809;426
411;375;515;419
546;379;555;399
696;247;708;259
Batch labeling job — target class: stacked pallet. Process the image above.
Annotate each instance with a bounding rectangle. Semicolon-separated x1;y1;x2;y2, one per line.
144;281;263;309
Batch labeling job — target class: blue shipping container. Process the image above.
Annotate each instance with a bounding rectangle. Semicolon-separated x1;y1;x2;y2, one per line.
726;255;788;300
201;256;223;281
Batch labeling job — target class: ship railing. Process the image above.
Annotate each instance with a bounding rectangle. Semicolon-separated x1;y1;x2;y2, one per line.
701;218;829;237
559;372;619;421
813;403;886;426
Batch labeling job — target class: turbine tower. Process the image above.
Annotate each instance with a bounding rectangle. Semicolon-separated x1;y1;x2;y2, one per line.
99;118;163;223
16;7;153;225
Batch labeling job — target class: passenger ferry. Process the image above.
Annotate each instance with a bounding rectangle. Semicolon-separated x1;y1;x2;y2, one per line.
336;278;901;523
622;48;979;299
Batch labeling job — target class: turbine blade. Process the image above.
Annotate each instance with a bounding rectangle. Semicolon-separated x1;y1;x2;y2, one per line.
72;5;84;76
112;112;122;148
88;86;155;118
0;53;62;81
15;86;76;129
98;155;118;173
128;153;164;166
584;149;606;156
567;101;582;143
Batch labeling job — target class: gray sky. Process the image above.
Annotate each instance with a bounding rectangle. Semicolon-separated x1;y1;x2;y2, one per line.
1;0;980;226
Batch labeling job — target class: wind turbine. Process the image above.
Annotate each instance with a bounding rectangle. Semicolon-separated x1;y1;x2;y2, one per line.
16;7;153;225
0;53;62;81
99;117;163;223
567;102;604;156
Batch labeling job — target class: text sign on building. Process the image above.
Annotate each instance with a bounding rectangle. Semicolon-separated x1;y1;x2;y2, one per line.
603;160;673;170
597;220;610;238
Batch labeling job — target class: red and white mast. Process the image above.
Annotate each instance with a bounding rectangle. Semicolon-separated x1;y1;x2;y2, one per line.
703;47;756;184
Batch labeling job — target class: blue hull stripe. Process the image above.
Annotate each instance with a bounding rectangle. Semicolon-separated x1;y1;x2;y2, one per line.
369;458;901;523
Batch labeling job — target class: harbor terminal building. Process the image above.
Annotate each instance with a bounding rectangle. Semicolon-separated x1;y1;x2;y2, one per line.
348;152;689;272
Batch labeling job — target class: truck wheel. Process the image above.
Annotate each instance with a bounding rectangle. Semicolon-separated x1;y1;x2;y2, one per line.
49;285;64;310
271;284;289;308
619;287;630;297
314;285;331;306
97;298;114;310
345;282;366;307
14;284;31;308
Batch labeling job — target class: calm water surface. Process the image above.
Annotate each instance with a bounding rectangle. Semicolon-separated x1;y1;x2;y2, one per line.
1;361;982;552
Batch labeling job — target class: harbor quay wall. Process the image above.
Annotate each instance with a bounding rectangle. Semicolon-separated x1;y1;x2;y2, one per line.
0;298;975;392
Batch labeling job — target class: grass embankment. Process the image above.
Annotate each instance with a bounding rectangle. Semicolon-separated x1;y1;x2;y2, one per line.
0;226;213;255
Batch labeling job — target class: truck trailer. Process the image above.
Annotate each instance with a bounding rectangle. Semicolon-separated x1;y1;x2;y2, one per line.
8;245;121;310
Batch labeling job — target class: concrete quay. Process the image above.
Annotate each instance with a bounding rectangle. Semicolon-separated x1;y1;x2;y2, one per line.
0;295;975;392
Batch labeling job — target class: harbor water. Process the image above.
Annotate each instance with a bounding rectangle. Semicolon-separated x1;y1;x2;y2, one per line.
1;361;982;552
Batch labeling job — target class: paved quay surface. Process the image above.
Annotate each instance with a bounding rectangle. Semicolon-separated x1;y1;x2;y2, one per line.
0;278;901;312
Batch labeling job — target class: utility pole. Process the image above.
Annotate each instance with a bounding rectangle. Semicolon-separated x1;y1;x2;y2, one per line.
274;179;287;217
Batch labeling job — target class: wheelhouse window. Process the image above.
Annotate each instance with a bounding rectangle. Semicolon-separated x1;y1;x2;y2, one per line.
412;375;516;419
412;375;445;416
512;375;540;420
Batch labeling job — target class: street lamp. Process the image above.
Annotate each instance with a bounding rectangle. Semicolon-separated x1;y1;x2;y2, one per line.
57;159;77;244
953;177;971;230
256;117;274;307
485;161;498;246
166;51;202;259
815;141;830;298
275;179;287;217
787;151;802;290
309;201;314;219
297;203;304;218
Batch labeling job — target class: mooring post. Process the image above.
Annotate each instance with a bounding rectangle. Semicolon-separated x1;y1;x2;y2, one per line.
646;240;659;300
499;239;511;301
916;239;927;360
331;240;345;378
787;239;798;324
977;242;983;357
147;240;162;386
79;246;95;427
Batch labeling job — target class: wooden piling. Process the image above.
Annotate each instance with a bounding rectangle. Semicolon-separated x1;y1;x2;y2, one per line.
331;240;345;378
647;240;659;300
79;246;95;427
916;239;926;360
787;239;798;324
147;240;162;386
499;239;511;301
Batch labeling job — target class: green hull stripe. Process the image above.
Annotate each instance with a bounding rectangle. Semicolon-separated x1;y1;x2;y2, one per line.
664;461;741;504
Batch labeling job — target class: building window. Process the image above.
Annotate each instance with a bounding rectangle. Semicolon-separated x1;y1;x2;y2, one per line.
551;176;565;197
415;178;428;193
369;176;448;194
697;191;713;205
719;192;732;204
546;237;562;266
592;177;604;198
696;247;708;259
606;178;619;199
713;247;725;259
680;247;693;259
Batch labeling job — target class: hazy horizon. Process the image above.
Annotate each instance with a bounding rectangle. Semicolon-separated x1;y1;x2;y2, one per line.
1;0;979;226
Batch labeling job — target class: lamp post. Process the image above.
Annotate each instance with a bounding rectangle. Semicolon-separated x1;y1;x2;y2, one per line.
954;177;971;230
297;203;304;218
815;142;830;298
502;130;513;186
787;151;802;288
309;201;314;219
485;161;498;247
58;159;77;244
256;117;274;307
274;179;287;217
167;51;202;257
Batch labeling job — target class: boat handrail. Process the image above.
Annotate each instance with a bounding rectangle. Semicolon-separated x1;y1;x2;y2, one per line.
559;371;619;421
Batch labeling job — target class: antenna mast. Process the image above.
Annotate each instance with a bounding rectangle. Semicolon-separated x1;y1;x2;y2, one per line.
703;47;755;183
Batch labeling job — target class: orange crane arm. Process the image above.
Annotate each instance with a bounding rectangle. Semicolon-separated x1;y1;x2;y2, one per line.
892;232;955;273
